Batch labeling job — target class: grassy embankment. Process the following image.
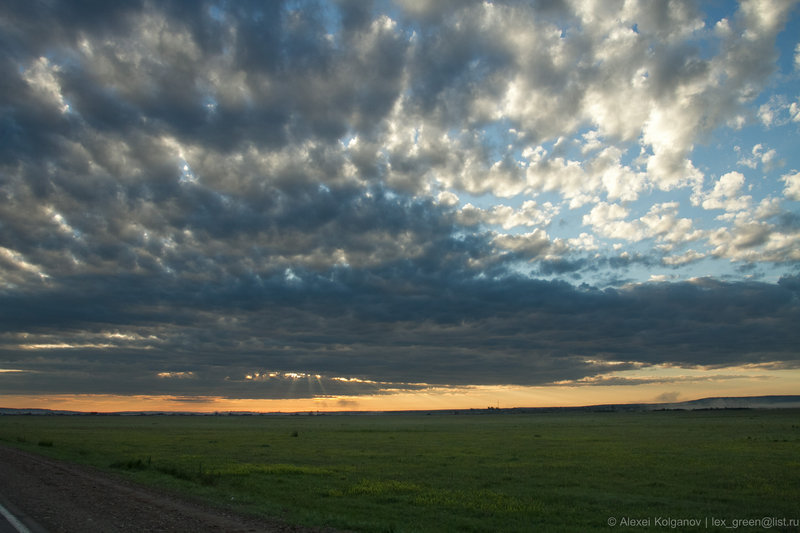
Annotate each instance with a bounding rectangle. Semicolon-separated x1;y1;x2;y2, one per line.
1;409;799;532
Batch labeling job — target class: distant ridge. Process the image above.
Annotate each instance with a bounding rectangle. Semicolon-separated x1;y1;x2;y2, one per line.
0;407;84;415
2;395;800;416
657;395;800;410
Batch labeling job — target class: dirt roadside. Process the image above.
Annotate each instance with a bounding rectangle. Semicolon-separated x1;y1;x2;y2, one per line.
0;444;340;533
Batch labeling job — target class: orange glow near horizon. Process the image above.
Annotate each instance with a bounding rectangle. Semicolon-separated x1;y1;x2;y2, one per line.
2;364;799;413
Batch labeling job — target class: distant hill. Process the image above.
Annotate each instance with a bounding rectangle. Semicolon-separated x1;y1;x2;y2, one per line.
2;395;800;416
0;407;83;415
656;395;800;410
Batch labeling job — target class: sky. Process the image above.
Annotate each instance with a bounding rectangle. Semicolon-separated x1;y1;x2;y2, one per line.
1;0;799;413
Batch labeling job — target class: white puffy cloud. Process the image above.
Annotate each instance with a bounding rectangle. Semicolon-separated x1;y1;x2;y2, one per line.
694;171;752;211
759;102;778;127
436;190;460;207
524;147;600;208
638;203;703;248
707;197;800;263
582;202;637;240
521;141;648;208
758;96;800;128
492;229;551;256
792;100;800;122
591;146;649;202
782;171;800;200
583;202;701;250
491;229;568;261
662;249;705;266
567;232;600;252
795;42;800;70
457;201;560;230
737;144;780;170
708;222;800;262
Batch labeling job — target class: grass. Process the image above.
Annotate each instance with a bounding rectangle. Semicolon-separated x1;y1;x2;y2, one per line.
1;409;799;531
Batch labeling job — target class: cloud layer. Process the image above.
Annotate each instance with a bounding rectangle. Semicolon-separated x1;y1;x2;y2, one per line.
1;0;798;400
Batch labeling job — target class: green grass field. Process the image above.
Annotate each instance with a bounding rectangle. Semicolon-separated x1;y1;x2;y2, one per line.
1;410;799;532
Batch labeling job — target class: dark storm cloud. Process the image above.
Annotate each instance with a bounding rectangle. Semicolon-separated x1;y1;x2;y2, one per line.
0;1;798;401
2;264;798;398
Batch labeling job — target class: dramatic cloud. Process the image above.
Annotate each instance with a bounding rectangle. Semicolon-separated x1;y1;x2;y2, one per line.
0;1;798;404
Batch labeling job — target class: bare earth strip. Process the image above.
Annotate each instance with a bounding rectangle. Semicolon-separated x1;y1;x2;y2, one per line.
0;445;337;533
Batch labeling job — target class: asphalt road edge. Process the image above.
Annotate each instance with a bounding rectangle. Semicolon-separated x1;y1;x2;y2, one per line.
0;494;47;533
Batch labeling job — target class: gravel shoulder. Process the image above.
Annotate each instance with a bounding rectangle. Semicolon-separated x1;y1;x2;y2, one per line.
0;444;337;533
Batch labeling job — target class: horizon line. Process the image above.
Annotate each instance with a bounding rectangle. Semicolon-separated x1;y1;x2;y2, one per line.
3;394;799;416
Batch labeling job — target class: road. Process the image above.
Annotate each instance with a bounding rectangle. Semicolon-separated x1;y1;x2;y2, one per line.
0;510;25;533
0;494;40;533
0;445;337;533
